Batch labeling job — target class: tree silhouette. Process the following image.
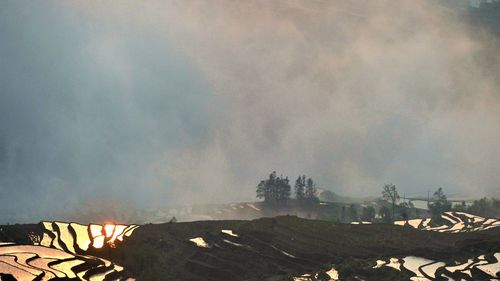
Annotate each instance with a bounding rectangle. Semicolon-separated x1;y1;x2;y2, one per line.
428;187;451;221
382;183;399;220
256;171;291;206
276;175;291;203
256;180;267;201
304;177;319;203
294;175;306;200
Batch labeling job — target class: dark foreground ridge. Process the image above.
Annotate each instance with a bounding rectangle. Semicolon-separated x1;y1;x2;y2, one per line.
102;216;499;280
0;214;499;280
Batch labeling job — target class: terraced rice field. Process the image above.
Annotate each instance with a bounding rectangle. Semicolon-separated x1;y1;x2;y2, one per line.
0;221;138;280
394;211;500;233
374;253;499;280
386;212;500;280
0;211;498;280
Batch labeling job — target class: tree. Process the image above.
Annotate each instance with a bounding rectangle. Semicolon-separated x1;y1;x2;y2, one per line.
276;176;291;203
256;171;291;206
467;197;499;217
256;180;267;201
304;177;319;203
468;198;488;216
474;197;498;217
256;171;277;203
361;206;376;222
428;188;451;221
294;175;306;200
379;206;391;223
381;183;399;220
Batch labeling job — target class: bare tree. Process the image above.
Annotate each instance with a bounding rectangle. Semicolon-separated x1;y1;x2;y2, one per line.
382;183;399;220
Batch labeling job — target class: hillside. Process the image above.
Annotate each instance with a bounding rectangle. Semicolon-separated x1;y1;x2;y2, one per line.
1;213;498;280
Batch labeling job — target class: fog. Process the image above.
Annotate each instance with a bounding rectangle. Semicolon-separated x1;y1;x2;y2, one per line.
0;1;499;223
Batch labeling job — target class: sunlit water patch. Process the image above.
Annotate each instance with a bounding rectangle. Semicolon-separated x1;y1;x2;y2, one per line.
376;253;500;280
293;267;339;281
394;212;500;233
189;237;210;248
221;229;238;237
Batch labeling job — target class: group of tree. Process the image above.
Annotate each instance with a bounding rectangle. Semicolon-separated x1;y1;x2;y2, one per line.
467;197;499;217
452;197;499;218
380;184;451;221
427;189;500;221
256;171;291;206
294;175;320;204
329;183;498;223
256;171;319;206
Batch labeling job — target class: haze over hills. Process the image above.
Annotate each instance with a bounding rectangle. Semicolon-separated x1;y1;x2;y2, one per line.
0;1;499;224
1;1;500;280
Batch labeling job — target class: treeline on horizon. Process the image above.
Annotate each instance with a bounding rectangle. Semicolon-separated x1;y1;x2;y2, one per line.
380;184;500;222
256;171;319;206
255;171;500;221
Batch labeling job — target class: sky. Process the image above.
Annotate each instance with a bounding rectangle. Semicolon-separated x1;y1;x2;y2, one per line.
0;1;499;223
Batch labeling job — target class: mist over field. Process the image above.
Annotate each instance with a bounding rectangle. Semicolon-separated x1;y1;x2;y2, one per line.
0;0;499;223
